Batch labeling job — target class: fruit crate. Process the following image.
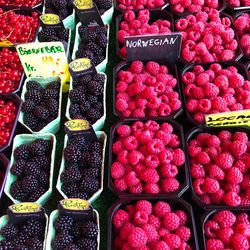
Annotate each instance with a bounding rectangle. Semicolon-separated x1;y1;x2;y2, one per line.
4;133;56;205
72;23;110;73
46;208;100;250
0;154;9;204
226;0;250;11
180;61;250;127
65;73;107;131
0;0;43;10
108;197;199;250
56;131;107;204
0;94;22;153
108;118;189;198
113;60;183;120
186;126;250;210
19;76;62;135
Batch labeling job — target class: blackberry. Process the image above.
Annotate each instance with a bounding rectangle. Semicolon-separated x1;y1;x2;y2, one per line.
81;168;100;179
77;238;97;250
87;95;98;105
49;35;60;42
38;171;49;188
92;101;103;111
58;9;68;19
27;238;43;249
68;192;90;200
21;175;39;193
52;0;67;9
27;187;46;202
24;161;41;176
48;80;61;91
95;0;112;9
52;233;74;250
43;89;58;99
69;88;86;103
65;161;80;169
10;159;25;176
30;140;49;155
23;113;38;131
10;181;27;201
46;99;59;117
32;155;50;170
61;167;81;183
86;42;100;53
88;80;103;95
71;221;82;238
80;152;90;167
95;26;107;36
33;122;47;132
86;108;102;121
90;141;102;154
0;223;18;240
71;114;86;120
12;233;28;247
80;177;100;194
45;8;55;14
69;103;81;117
61;182;78;196
79;27;96;41
64;145;81;163
55;216;74;232
0;240;14;250
80;74;92;84
79;101;91;113
72;136;87;149
33;106;50;120
93;55;105;66
66;244;80;250
38;28;56;42
93;73;105;82
25;90;43;103
89;151;102;168
58;29;69;41
96;33;108;48
26;81;43;91
14;145;30;160
21;100;35;112
76;49;94;60
81;221;98;238
22;219;44;238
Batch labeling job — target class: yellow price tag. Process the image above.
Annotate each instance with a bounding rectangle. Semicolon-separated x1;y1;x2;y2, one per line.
65;119;90;131
73;0;93;9
0;39;13;47
40;14;60;25
69;58;92;72
9;203;41;213
205;110;250;127
60;199;90;211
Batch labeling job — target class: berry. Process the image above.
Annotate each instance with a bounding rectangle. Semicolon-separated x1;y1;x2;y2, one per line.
127;227;148;248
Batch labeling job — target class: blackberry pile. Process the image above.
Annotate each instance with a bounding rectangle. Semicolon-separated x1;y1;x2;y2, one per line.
0;218;45;249
45;0;112;20
76;26;108;66
52;214;98;250
22;79;60;132
61;135;103;200
69;73;104;124
38;27;69;51
10;139;52;202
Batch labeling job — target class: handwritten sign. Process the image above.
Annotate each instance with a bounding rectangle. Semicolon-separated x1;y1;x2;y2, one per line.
60;199;90;211
125;33;182;63
65;119;90;132
17;42;70;92
9;203;41;214
74;0;93;9
205;110;250;127
69;58;96;78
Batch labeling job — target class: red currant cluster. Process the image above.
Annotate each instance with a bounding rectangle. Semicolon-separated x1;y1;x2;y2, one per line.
170;0;220;14
116;0;166;11
111;120;186;194
226;0;250;7
182;63;250;124
0;99;17;148
175;10;239;63
205;210;250;250
118;10;172;58
189;130;250;207
234;13;250;58
0;0;41;7
0;9;39;44
0;48;23;94
115;61;181;118
112;200;193;249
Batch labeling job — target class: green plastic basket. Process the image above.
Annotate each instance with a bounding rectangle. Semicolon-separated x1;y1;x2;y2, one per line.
72;23;110;72
102;6;114;24
0;213;49;249
4;133;56;205
19;76;62;134
65;73;107;131
46;209;100;250
56;132;107;204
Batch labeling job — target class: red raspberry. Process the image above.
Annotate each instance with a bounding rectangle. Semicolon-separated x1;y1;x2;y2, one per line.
111;162;126;179
128;227;148;248
213;210;236;228
224;191;241;206
152;241;170;250
235;223;250;238
124;136;139;151
190;163;205;178
198;99;212;113
160;164;178;178
147;139;164;154
164;234;181;249
144;183;160;194
148;214;161;229
230;141;247;157
176;226;191;242
175;210;188;225
114;178;127;191
226;167;243;184
134;210;148;225
204;82;220;97
204;220;220;238
233;132;248;143
145;61;160;76
128;150;144;165
232;233;249;250
215;152;234;169
211;97;227;111
171;148;185;166
125;171;140;186
204;177;220;193
113;209;130;228
135;200;152;215
236;213;250;225
225;183;241;193
117;125;131;138
193;178;206;195
113;141;124;154
206;239;224;250
196;151;211;164
217;227;234;244
156;131;171;145
144;154;160;168
141;224;159;243
210;189;225;204
128;183;143;194
163;212;180;231
120;223;135;240
141;169;159;183
158;149;173;165
116;98;129;112
208;164;225;180
153;201;171;218
162;178;180;193
130;61;144;74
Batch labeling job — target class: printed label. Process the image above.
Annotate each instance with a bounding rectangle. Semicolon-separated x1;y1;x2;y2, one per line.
74;0;93;9
9;203;41;214
69;58;96;77
60;199;90;211
40;14;60;25
65;119;90;131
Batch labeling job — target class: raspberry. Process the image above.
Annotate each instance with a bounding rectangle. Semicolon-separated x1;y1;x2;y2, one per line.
128;150;144;165
141;169;159;183
117;125;131;137
208;164;225;180
117;150;129;165
171;149;185;166
141;224;159;243
196;152;210;164
214;210;236;228
205;220;220;238
217;227;234;244
134;210;148;225
175;226;191;242
114;178;127;191
206;239;224;250
153;201;171;218
116;98;129;112
152;241;170;250
130;61;144;74
148;214;161;229
163;212;180;231
204;177;220;193
162;178;180;193
164;234;181;249
190;163;205;178
129;183;143;194
232;233;249;250
125;171;140;186
144;183;160;194
113;209;130;228
120;223;135;240
224;191;241;206
226;167;243;184
135;200;152;215
128;227;148;248
147;139;164;154
160;164;178;178
215;152;234;169
175;210;188;225
230;141;247;157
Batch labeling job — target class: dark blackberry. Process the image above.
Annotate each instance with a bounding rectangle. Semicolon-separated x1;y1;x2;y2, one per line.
80;177;100;194
87;95;98;105
12;233;28;247
48;35;60;42
58;29;69;41
22;219;44;238
58;9;69;19
89;151;102;168
81;168;100;179
71;114;86;120
61;167;81;183
38;171;49;188
64;145;81;163
25;90;43;103
77;238;97;250
87;80;103;95
68;192;90;200
26;81;43;91
69;88;86;103
80;152;90;167
43;89;58;99
94;26;107;36
95;0;112;9
32;155;50;170
0;240;14;250
93;55;105;66
46;98;59;117
90;141;102;154
0;223;18;240
93;73;105;82
66;244;80;250
55;216;74;232
38;28;56;42
14;145;30;160
27;187;46;202
96;33;108;48
52;233;74;250
80;74;92;84
52;0;67;9
10;181;27;201
86;42;100;53
48;80;61;91
24;161;41;176
45;8;55;14
81;221;98;238
65;161;79;169
76;49;94;60
69;103;80;117
33;106;50;120
79;101;91;113
71;221;82;238
92;101;103;111
23;113;38;131
27;238;43;249
86;108;102;121
21;175;39;193
79;27;96;41
21;100;35;112
33;122;47;132
72;136;87;149
61;182;78;196
10;159;25;176
30;140;49;155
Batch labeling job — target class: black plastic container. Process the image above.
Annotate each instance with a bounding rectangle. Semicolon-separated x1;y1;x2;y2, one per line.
201;208;250;250
108;197;199;250
113;61;183;120
175;12;243;65
108;118;189;198
180;61;249;127
186;126;250;210
116;9;174;59
246;61;250;76
226;1;250;11
0;94;22;153
0;153;9;201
